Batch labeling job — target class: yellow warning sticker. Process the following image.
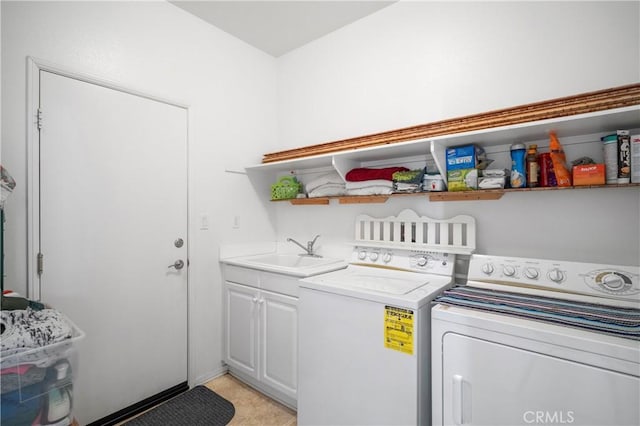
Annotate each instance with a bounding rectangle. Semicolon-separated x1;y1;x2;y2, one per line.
384;305;414;355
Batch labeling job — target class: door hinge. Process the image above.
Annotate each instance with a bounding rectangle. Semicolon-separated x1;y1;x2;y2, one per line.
37;252;44;276
37;108;43;130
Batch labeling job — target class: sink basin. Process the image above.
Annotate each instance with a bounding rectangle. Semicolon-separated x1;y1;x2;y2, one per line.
244;253;343;268
225;253;348;277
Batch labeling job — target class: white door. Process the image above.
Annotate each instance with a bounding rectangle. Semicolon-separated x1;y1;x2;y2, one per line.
261;290;297;399
37;70;188;424
225;282;259;378
441;333;640;426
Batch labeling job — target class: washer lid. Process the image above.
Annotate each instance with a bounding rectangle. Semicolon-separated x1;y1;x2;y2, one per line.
301;265;453;307
311;266;430;294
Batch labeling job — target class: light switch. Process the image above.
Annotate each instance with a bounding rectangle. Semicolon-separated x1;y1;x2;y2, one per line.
200;214;209;230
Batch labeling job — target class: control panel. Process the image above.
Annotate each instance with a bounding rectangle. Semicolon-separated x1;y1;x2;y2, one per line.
351;246;455;276
467;254;640;304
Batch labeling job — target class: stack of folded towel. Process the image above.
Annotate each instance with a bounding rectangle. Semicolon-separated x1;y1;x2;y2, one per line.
392;168;425;193
344;167;409;196
305;172;346;198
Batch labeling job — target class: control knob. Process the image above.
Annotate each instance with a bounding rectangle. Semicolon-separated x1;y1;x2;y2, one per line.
502;265;516;277
524;267;539;280
548;268;565;283
369;252;379;261
481;263;494;275
358;250;367;260
600;273;625;291
383;252;393;263
417;255;432;267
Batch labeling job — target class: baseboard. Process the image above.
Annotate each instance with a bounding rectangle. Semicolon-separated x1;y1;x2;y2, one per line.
87;382;189;426
227;368;297;411
193;365;228;387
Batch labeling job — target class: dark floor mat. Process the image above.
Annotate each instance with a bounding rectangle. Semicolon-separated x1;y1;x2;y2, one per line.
124;385;235;426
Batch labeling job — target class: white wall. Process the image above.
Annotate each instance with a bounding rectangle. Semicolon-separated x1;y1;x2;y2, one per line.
275;1;640;266
1;0;278;387
2;0;639;417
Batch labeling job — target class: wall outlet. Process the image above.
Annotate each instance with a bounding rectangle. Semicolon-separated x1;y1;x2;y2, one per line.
200;214;209;230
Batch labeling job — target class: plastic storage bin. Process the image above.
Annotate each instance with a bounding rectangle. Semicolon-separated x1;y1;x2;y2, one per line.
1;312;84;426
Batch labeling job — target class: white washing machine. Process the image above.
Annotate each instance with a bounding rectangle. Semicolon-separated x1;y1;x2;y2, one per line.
298;210;476;426
432;254;640;426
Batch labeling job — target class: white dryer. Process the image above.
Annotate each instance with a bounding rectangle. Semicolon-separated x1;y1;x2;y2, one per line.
432;254;640;426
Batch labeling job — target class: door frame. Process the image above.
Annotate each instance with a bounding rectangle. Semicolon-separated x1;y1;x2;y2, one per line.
25;55;194;383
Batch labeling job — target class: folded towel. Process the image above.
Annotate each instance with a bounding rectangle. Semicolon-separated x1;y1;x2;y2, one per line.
482;169;507;177
394;182;422;193
308;184;346;198
345;186;394;196
345;179;393;190
345;167;409;182
392;169;425;184
305;172;344;193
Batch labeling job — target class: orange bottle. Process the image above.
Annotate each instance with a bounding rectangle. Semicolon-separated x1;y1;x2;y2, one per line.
549;132;572;187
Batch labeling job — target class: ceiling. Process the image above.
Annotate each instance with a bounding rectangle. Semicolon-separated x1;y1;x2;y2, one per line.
169;1;397;57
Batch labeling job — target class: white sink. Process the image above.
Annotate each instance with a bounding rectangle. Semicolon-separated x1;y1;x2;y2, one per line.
245;253;342;268
225;253;348;277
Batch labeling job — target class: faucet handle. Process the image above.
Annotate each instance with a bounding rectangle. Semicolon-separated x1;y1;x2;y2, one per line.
307;234;321;256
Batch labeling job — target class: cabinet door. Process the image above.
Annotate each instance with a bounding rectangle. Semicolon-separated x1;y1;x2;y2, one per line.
225;282;259;378
260;290;298;399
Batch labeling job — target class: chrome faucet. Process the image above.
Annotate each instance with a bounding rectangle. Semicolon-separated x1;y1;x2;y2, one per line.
286;234;321;257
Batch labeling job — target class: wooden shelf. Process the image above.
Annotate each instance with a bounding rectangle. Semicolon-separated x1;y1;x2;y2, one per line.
338;195;390;204
271;183;639;204
287;197;330;205
430;190;504;201
432;183;640;201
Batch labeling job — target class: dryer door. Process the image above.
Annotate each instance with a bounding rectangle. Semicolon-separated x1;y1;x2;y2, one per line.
440;333;639;426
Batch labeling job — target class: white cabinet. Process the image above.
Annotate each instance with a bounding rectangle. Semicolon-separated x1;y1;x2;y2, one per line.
260;289;298;397
225;282;259;377
223;265;299;408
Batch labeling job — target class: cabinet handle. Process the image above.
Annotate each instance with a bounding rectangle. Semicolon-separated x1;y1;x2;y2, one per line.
258;298;265;305
252;297;258;303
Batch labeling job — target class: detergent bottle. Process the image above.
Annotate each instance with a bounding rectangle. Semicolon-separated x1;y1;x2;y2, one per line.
510;143;527;188
549;132;572;187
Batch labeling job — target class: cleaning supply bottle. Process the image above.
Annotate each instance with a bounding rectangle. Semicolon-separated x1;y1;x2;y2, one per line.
40;361;73;425
510;143;526;188
549;132;572;186
526;144;539;188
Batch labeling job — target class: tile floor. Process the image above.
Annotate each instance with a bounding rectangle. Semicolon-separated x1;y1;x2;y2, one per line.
118;374;296;426
206;374;297;426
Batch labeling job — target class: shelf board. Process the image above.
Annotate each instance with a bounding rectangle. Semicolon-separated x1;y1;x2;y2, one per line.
429;190;504;201
338;195;390;204
429;183;640;201
272;183;639;204
275;197;330;205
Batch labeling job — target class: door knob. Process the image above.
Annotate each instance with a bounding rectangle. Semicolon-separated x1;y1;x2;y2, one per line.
168;260;184;270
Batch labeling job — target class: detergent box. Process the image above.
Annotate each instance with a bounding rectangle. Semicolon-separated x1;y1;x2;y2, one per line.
446;145;484;191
